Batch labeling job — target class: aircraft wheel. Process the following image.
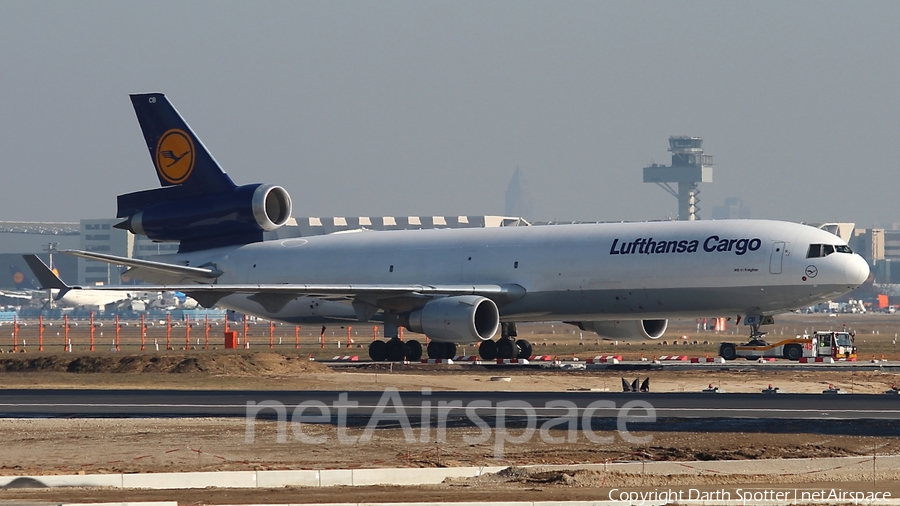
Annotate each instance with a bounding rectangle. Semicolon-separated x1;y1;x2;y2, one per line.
442;342;457;360
784;344;802;361
479;339;497;360
427;340;444;359
406;339;423;361
497;338;516;360
386;339;408;362
719;343;737;361
368;340;387;362
515;339;532;359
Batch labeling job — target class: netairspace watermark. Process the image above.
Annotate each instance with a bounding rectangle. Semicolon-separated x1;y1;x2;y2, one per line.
245;387;656;459
609;487;892;505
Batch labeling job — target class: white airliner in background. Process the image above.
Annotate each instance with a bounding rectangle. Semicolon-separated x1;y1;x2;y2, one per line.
62;93;870;362
23;255;135;309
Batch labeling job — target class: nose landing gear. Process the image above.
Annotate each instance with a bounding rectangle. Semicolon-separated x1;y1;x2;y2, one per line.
743;314;775;346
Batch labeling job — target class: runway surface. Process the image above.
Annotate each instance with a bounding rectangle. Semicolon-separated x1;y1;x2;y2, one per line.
1;389;899;420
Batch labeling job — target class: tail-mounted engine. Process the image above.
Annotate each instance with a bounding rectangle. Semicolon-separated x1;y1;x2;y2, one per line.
115;184;292;252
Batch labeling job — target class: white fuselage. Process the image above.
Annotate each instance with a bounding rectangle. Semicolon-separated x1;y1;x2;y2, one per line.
52;288;132;309
143;219;868;324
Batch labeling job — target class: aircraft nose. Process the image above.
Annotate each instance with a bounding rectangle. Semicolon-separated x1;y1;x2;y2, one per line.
845;254;870;286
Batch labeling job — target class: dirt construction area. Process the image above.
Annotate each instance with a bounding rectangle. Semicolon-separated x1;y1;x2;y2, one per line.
2;314;900;503
3;417;900;504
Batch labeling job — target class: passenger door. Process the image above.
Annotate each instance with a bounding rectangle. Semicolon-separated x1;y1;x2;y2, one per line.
769;241;785;275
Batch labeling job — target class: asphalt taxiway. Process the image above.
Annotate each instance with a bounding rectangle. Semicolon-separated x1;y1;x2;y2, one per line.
1;389;899;420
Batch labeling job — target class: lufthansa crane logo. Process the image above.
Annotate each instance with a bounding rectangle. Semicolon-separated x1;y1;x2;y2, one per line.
12;272;24;284
155;129;195;184
805;265;818;278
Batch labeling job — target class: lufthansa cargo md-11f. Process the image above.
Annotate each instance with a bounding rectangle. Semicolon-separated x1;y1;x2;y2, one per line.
65;94;870;362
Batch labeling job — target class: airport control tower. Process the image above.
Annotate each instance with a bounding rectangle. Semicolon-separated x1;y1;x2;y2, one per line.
642;136;713;220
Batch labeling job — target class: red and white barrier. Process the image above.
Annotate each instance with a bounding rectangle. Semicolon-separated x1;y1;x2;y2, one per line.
496;358;530;365
799;357;835;363
690;357;723;363
528;355;555;361
453;355;480;361
331;355;359;361
586;355;622;364
421;359;454;364
657;355;688;361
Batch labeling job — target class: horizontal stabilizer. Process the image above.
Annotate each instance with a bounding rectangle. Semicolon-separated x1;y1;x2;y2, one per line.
60;250;222;283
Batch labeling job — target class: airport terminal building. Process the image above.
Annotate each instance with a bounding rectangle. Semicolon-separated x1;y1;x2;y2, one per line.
851;227;900;284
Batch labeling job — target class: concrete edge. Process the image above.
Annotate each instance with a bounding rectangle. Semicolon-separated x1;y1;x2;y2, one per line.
60;503;178;506
0;466;508;490
59;501;900;506
2;455;899;491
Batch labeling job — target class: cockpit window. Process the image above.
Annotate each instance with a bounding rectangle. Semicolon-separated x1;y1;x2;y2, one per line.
807;243;853;258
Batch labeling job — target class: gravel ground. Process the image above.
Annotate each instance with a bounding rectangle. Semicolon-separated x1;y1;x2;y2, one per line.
2;312;900;504
2;418;900;504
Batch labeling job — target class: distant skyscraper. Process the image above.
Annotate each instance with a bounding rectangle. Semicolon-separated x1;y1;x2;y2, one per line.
711;197;751;220
505;167;533;219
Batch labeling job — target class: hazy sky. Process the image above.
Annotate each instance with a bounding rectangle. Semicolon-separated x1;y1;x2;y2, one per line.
1;1;898;227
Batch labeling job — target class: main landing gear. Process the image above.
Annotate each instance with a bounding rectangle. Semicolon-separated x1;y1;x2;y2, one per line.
478;323;532;360
366;323;534;362
427;340;457;360
367;338;458;361
368;338;423;362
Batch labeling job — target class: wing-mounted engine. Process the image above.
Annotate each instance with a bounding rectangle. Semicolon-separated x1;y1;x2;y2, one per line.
573;319;668;340
407;295;500;344
115;184;292;252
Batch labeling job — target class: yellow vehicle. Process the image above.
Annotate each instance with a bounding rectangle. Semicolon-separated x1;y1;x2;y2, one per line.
719;331;857;361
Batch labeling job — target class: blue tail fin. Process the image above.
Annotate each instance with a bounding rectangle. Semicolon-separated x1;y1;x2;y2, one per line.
115;94;293;253
130;93;235;194
10;265;36;290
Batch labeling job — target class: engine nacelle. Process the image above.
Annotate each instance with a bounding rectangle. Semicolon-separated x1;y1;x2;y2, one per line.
407;296;500;343
124;184;292;244
575;319;668;340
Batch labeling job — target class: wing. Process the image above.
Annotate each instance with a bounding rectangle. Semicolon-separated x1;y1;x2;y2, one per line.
60;249;526;316
0;290;33;300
